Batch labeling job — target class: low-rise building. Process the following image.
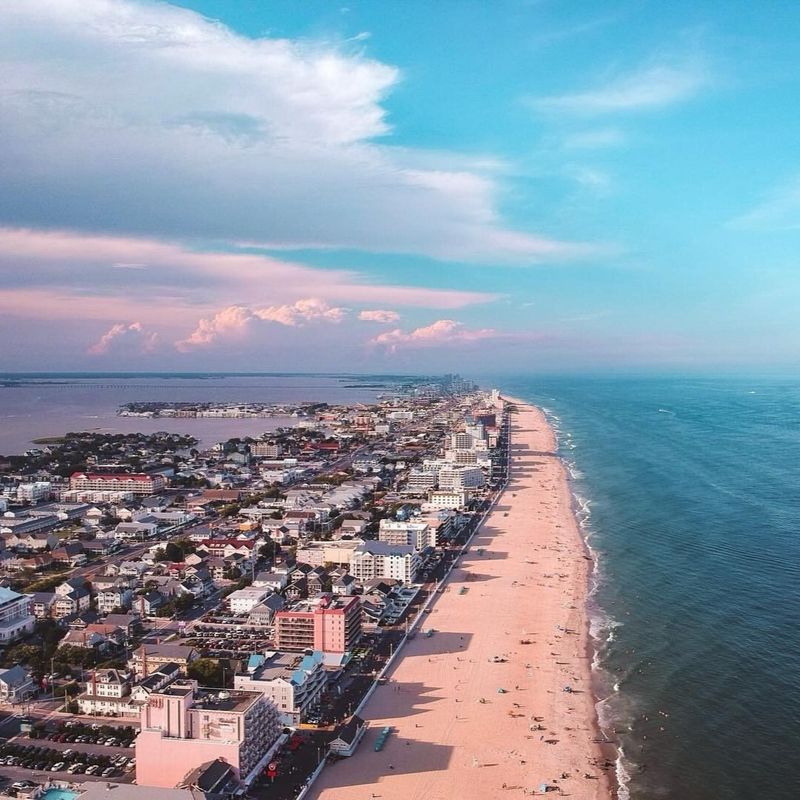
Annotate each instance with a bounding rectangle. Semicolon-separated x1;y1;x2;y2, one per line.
0;586;35;644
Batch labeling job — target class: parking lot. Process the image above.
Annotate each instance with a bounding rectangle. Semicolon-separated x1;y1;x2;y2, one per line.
183;620;273;657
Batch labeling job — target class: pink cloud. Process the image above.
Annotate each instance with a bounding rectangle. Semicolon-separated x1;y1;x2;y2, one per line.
358;309;401;323
370;319;501;353
88;322;159;356
0;228;499;320
176;299;347;351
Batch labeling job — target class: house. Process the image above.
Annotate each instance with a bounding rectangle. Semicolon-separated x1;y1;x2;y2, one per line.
30;591;57;619
133;591;167;617
58;629;116;654
227;587;271;616
50;541;87;567
53;578;92;619
130;643;197;678
331;573;357;596
252;571;288;592
77;668;133;716
284;578;307;602
129;662;182;707
97;586;134;615
0;665;37;703
115;520;158;540
246;594;285;627
306;567;330;595
328;715;367;757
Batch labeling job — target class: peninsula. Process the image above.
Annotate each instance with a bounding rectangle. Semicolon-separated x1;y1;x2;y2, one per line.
310;400;613;800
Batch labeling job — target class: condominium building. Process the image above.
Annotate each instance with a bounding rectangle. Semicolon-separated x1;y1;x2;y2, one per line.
0;586;35;644
295;539;363;568
438;465;485;491
136;680;281;788
250;442;282;458
378;519;436;550
70;471;166;495
234;650;326;726
274;594;361;654
424;489;470;510
350;541;421;584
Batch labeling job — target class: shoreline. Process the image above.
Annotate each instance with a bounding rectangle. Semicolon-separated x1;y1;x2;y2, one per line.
310;399;614;800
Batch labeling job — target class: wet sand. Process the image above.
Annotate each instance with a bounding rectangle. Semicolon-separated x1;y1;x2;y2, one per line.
311;401;613;800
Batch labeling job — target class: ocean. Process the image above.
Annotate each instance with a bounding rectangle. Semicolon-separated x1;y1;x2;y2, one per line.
500;376;800;800
0;373;387;455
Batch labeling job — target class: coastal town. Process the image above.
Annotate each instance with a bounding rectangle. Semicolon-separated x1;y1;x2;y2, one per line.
0;376;604;800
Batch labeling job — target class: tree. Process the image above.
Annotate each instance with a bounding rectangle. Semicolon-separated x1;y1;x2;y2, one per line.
187;657;223;687
164;541;184;562
153;547;168;562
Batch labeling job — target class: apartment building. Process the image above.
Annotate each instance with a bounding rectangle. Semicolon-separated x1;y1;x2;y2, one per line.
234;650;326;726
378;519;436;550
350;541;421;584
438;465;485;491
0;586;35;644
274;594;361;654
70;471;166;495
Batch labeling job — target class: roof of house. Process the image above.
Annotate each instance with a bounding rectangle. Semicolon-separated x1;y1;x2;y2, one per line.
332;714;365;746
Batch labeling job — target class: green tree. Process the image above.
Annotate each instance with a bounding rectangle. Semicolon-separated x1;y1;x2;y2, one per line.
187;657;223;687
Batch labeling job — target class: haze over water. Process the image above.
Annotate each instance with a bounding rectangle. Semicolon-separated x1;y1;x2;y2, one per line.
502;375;800;800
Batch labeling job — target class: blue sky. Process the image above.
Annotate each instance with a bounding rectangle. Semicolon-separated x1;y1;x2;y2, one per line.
1;0;800;373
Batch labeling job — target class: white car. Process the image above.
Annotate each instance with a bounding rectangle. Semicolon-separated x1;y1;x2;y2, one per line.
51;762;65;772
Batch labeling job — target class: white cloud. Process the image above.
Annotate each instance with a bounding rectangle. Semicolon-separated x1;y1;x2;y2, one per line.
358;309;400;323
728;176;800;231
370;319;501;353
176;298;347;351
561;128;626;150
88;321;158;355
533;59;709;115
0;0;588;264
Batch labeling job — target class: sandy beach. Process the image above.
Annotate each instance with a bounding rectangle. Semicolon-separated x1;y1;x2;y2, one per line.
310;401;613;800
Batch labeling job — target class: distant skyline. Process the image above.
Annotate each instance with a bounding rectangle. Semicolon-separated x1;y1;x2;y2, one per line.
2;1;800;372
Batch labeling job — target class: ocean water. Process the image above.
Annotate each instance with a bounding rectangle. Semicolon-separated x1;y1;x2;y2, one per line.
0;373;386;455
501;376;800;800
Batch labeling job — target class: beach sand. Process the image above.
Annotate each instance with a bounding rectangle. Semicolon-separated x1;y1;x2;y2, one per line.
310;401;613;800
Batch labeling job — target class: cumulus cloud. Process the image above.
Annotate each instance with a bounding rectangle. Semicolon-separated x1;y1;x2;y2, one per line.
533;59;709;115
358;309;400;323
0;0;589;264
176;299;347;351
88;321;158;355
370;319;500;353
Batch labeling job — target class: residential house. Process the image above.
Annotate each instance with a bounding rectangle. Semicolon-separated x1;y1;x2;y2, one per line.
0;665;36;703
97;586;134;615
246;594;285;627
77;668;133;716
130;643;197;678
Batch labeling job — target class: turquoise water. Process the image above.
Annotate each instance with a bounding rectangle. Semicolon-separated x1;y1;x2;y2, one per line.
40;790;78;800
500;376;800;800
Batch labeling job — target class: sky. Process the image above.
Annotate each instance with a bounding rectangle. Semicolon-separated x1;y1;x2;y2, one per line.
2;0;800;374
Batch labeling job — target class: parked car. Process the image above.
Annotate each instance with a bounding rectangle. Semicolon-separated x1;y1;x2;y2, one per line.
51;762;65;772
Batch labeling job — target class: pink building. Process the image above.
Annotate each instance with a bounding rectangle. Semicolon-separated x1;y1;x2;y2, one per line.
275;594;361;653
136;679;281;788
